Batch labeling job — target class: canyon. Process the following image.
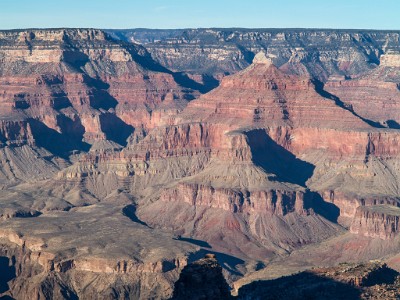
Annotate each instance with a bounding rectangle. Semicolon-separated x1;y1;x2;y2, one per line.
0;28;399;299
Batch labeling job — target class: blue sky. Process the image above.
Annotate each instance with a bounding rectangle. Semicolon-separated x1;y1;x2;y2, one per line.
0;0;399;30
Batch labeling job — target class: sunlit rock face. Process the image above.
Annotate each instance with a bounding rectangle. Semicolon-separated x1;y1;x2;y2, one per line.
1;28;400;299
0;28;196;182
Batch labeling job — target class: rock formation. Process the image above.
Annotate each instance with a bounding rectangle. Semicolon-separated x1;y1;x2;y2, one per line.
0;28;196;181
171;254;232;300
108;28;400;83
0;201;199;299
56;47;400;265
325;52;400;126
350;205;400;239
0;28;400;299
0;28;202;299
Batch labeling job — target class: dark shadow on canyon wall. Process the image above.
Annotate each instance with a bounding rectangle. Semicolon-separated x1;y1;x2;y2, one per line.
99;113;134;146
385;120;400;129
312;79;385;129
0;256;16;294
237;45;256;64
188;249;245;276
126;44;219;94
174;236;212;249
202;74;220;91
122;205;150;227
83;75;119;111
245;129;315;187
28;118;91;158
56;114;86;145
306;192;340;223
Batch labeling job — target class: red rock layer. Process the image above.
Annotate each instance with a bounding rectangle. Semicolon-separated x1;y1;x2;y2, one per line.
160;183;308;216
0;29;195;149
135;55;400;244
350;205;400;239
178;57;368;130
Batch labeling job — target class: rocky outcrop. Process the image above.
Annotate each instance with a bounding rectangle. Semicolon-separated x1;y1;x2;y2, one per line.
350;205;400;239
0;241;191;300
171;260;400;300
171;254;232;300
320;190;400;225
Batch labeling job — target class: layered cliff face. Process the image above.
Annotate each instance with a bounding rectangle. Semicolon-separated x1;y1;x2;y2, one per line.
2;28;400;299
120;52;400;262
0;28;197;184
176;52;369;131
350;205;400;239
108;28;400;83
0;28;205;299
325;52;400;126
61;53;386;260
58;52;389;262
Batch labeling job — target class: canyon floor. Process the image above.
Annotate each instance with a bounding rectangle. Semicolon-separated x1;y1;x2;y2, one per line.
0;28;400;299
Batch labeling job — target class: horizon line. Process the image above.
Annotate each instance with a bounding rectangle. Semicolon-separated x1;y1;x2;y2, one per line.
0;27;399;32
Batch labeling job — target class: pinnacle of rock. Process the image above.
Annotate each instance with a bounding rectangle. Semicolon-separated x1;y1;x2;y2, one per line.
252;51;274;65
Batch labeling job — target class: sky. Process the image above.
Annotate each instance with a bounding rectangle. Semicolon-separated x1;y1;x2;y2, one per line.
0;0;399;30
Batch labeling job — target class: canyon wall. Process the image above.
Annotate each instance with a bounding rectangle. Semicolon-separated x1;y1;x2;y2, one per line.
0;28;400;299
108;28;400;82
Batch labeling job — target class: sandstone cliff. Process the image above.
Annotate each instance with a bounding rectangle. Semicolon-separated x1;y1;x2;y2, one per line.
350;205;400;239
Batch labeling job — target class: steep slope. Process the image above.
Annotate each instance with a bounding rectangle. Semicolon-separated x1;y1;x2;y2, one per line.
325;53;400;126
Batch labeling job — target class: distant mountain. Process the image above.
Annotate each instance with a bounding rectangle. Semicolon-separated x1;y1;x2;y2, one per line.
107;28;400;82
